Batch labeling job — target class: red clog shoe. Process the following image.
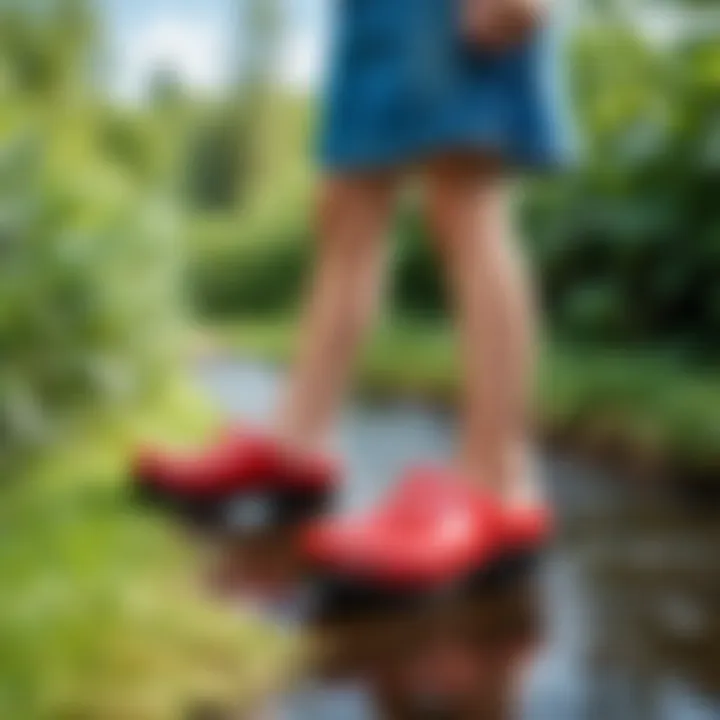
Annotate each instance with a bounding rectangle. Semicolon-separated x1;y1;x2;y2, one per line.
132;429;339;532
301;467;508;619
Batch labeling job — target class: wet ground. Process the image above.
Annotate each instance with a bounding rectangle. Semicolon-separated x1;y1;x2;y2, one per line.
198;358;720;720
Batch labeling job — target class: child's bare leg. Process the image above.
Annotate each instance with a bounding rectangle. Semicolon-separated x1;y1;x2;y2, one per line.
277;173;399;452
424;155;536;495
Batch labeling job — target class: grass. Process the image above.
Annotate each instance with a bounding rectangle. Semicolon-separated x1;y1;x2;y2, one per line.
214;317;720;483
0;378;299;720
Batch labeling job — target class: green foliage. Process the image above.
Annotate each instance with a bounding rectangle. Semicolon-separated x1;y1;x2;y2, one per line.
0;0;97;100
0;1;186;471
392;205;447;318
187;192;314;316
0;6;294;706
521;30;720;359
183;112;248;210
0;390;294;720
178;0;286;212
0;113;184;470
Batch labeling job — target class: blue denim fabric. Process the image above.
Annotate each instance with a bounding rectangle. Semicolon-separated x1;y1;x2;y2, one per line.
318;0;576;172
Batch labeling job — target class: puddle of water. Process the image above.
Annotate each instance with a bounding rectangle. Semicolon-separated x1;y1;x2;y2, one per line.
196;358;720;720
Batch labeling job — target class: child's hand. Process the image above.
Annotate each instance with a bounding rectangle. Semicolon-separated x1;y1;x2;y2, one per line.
462;0;548;50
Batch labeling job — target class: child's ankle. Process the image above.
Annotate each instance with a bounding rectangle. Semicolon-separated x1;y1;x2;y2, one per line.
461;444;541;505
273;423;333;460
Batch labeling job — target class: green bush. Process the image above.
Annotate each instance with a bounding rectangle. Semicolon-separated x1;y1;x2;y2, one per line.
184;114;248;211
0;0;188;472
392;205;447;318
0;112;184;471
521;32;720;359
190;234;312;317
187;192;314;317
0;7;296;718
0;394;294;720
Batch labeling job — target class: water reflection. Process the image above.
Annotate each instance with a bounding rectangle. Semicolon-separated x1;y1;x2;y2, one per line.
196;359;720;719
310;584;541;720
569;505;720;720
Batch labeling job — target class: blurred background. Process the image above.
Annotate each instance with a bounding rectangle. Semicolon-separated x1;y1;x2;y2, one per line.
1;0;718;718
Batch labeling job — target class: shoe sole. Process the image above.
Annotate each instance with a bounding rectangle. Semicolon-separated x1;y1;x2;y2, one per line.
132;477;335;534
305;547;544;623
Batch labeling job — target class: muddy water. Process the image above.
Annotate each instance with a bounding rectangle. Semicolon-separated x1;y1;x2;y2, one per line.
198;358;720;720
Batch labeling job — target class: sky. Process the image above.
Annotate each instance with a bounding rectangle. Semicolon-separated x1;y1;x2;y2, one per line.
100;0;330;102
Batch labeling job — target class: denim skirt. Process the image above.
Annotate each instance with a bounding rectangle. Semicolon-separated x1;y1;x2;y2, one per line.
318;0;576;172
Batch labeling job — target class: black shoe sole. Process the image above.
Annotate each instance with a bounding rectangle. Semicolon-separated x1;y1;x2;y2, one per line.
305;549;543;624
132;477;335;534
